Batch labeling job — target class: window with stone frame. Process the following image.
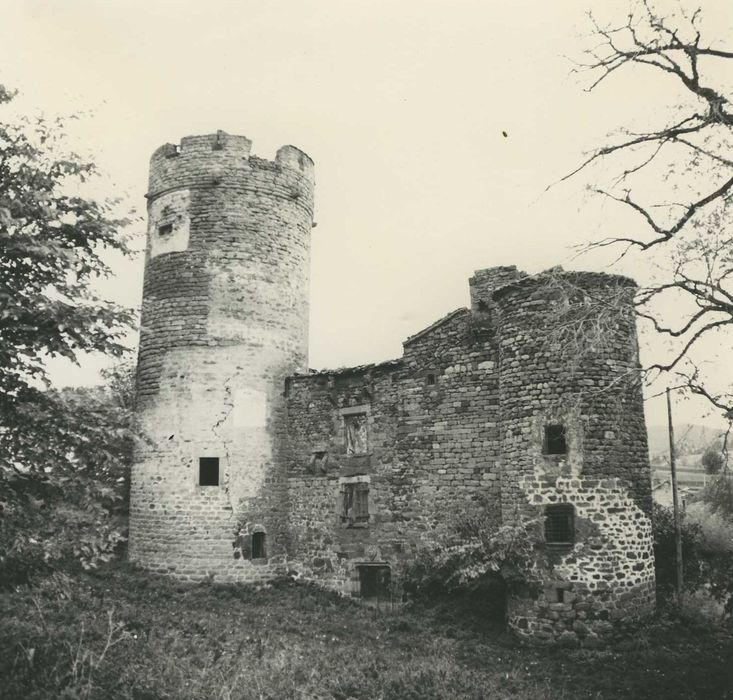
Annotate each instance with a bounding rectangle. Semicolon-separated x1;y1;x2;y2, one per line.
358;564;391;600
251;531;266;559
543;424;567;455
341;481;369;524
544;504;575;547
344;413;368;455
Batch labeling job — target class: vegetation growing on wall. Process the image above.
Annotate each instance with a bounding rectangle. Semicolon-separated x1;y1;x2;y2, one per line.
403;501;543;626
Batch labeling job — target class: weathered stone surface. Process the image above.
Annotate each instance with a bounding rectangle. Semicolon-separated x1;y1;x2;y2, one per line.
497;272;655;638
129;132;656;640
129;132;314;584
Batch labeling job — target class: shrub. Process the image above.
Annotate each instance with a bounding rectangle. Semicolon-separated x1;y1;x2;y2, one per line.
0;363;135;589
698;470;733;519
686;503;733;554
701;445;725;475
653;502;704;602
653;502;733;618
404;506;541;625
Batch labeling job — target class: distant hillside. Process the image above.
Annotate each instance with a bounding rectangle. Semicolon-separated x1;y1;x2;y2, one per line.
647;423;726;457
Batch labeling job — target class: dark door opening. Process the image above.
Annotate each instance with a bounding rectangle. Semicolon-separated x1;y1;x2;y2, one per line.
358;565;391;600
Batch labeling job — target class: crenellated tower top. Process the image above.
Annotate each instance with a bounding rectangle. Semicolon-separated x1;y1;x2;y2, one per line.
147;131;314;214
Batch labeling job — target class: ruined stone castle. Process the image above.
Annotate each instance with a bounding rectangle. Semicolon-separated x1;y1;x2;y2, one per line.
129;131;656;643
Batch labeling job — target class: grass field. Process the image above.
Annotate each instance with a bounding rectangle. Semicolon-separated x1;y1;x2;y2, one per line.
1;563;732;699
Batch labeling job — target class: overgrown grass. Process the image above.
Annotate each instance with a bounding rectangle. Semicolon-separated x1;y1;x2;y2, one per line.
1;563;731;699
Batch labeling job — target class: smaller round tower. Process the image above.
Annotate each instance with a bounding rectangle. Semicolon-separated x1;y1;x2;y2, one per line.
128;131;314;582
494;270;655;644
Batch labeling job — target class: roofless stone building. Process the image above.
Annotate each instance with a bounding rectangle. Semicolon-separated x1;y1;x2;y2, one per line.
129;131;655;644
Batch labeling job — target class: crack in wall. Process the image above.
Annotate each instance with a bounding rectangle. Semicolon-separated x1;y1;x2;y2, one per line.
211;371;237;512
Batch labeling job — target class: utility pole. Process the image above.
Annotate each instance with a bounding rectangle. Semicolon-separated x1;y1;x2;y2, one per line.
666;387;684;602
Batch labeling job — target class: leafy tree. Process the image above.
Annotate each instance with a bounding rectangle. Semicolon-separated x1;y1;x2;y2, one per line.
1;362;137;588
654;502;733;616
565;2;733;418
701;443;725;474
699;469;733;520
0;85;136;587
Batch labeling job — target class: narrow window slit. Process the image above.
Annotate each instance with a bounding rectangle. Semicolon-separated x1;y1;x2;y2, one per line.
252;532;266;559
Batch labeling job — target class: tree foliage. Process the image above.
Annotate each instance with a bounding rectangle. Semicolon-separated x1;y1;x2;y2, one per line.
1;364;136;588
403;500;543;608
0;86;136;587
701;443;725;474
654;502;733;616
567;2;733;417
699;469;733;519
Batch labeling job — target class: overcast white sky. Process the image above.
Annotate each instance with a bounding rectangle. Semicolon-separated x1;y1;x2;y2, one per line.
2;0;731;430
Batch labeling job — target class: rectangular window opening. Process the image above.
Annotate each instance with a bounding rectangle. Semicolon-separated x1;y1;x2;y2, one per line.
545;504;575;546
358;565;390;600
342;482;369;524
199;457;220;486
344;413;368;456
426;373;436;386
544;424;567;455
158;223;174;237
252;532;266;559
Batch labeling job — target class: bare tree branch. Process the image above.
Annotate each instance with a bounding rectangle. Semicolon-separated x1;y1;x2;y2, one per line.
635;306;721;337
646;318;730;374
550;113;707;188
562;3;733;418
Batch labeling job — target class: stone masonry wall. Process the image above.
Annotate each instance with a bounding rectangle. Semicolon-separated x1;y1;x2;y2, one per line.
509;475;654;645
283;269;526;596
286;364;402;595
129;132;314;582
494;271;655;644
128;133;656;641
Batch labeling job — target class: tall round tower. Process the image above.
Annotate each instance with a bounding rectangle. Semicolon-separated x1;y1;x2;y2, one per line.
494;270;655;644
128;131;314;581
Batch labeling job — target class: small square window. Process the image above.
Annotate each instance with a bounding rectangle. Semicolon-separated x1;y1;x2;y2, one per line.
544;425;567;455
158;223;174;237
426;373;436;386
252;532;266;559
199;457;219;486
545;504;574;546
309;450;329;475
